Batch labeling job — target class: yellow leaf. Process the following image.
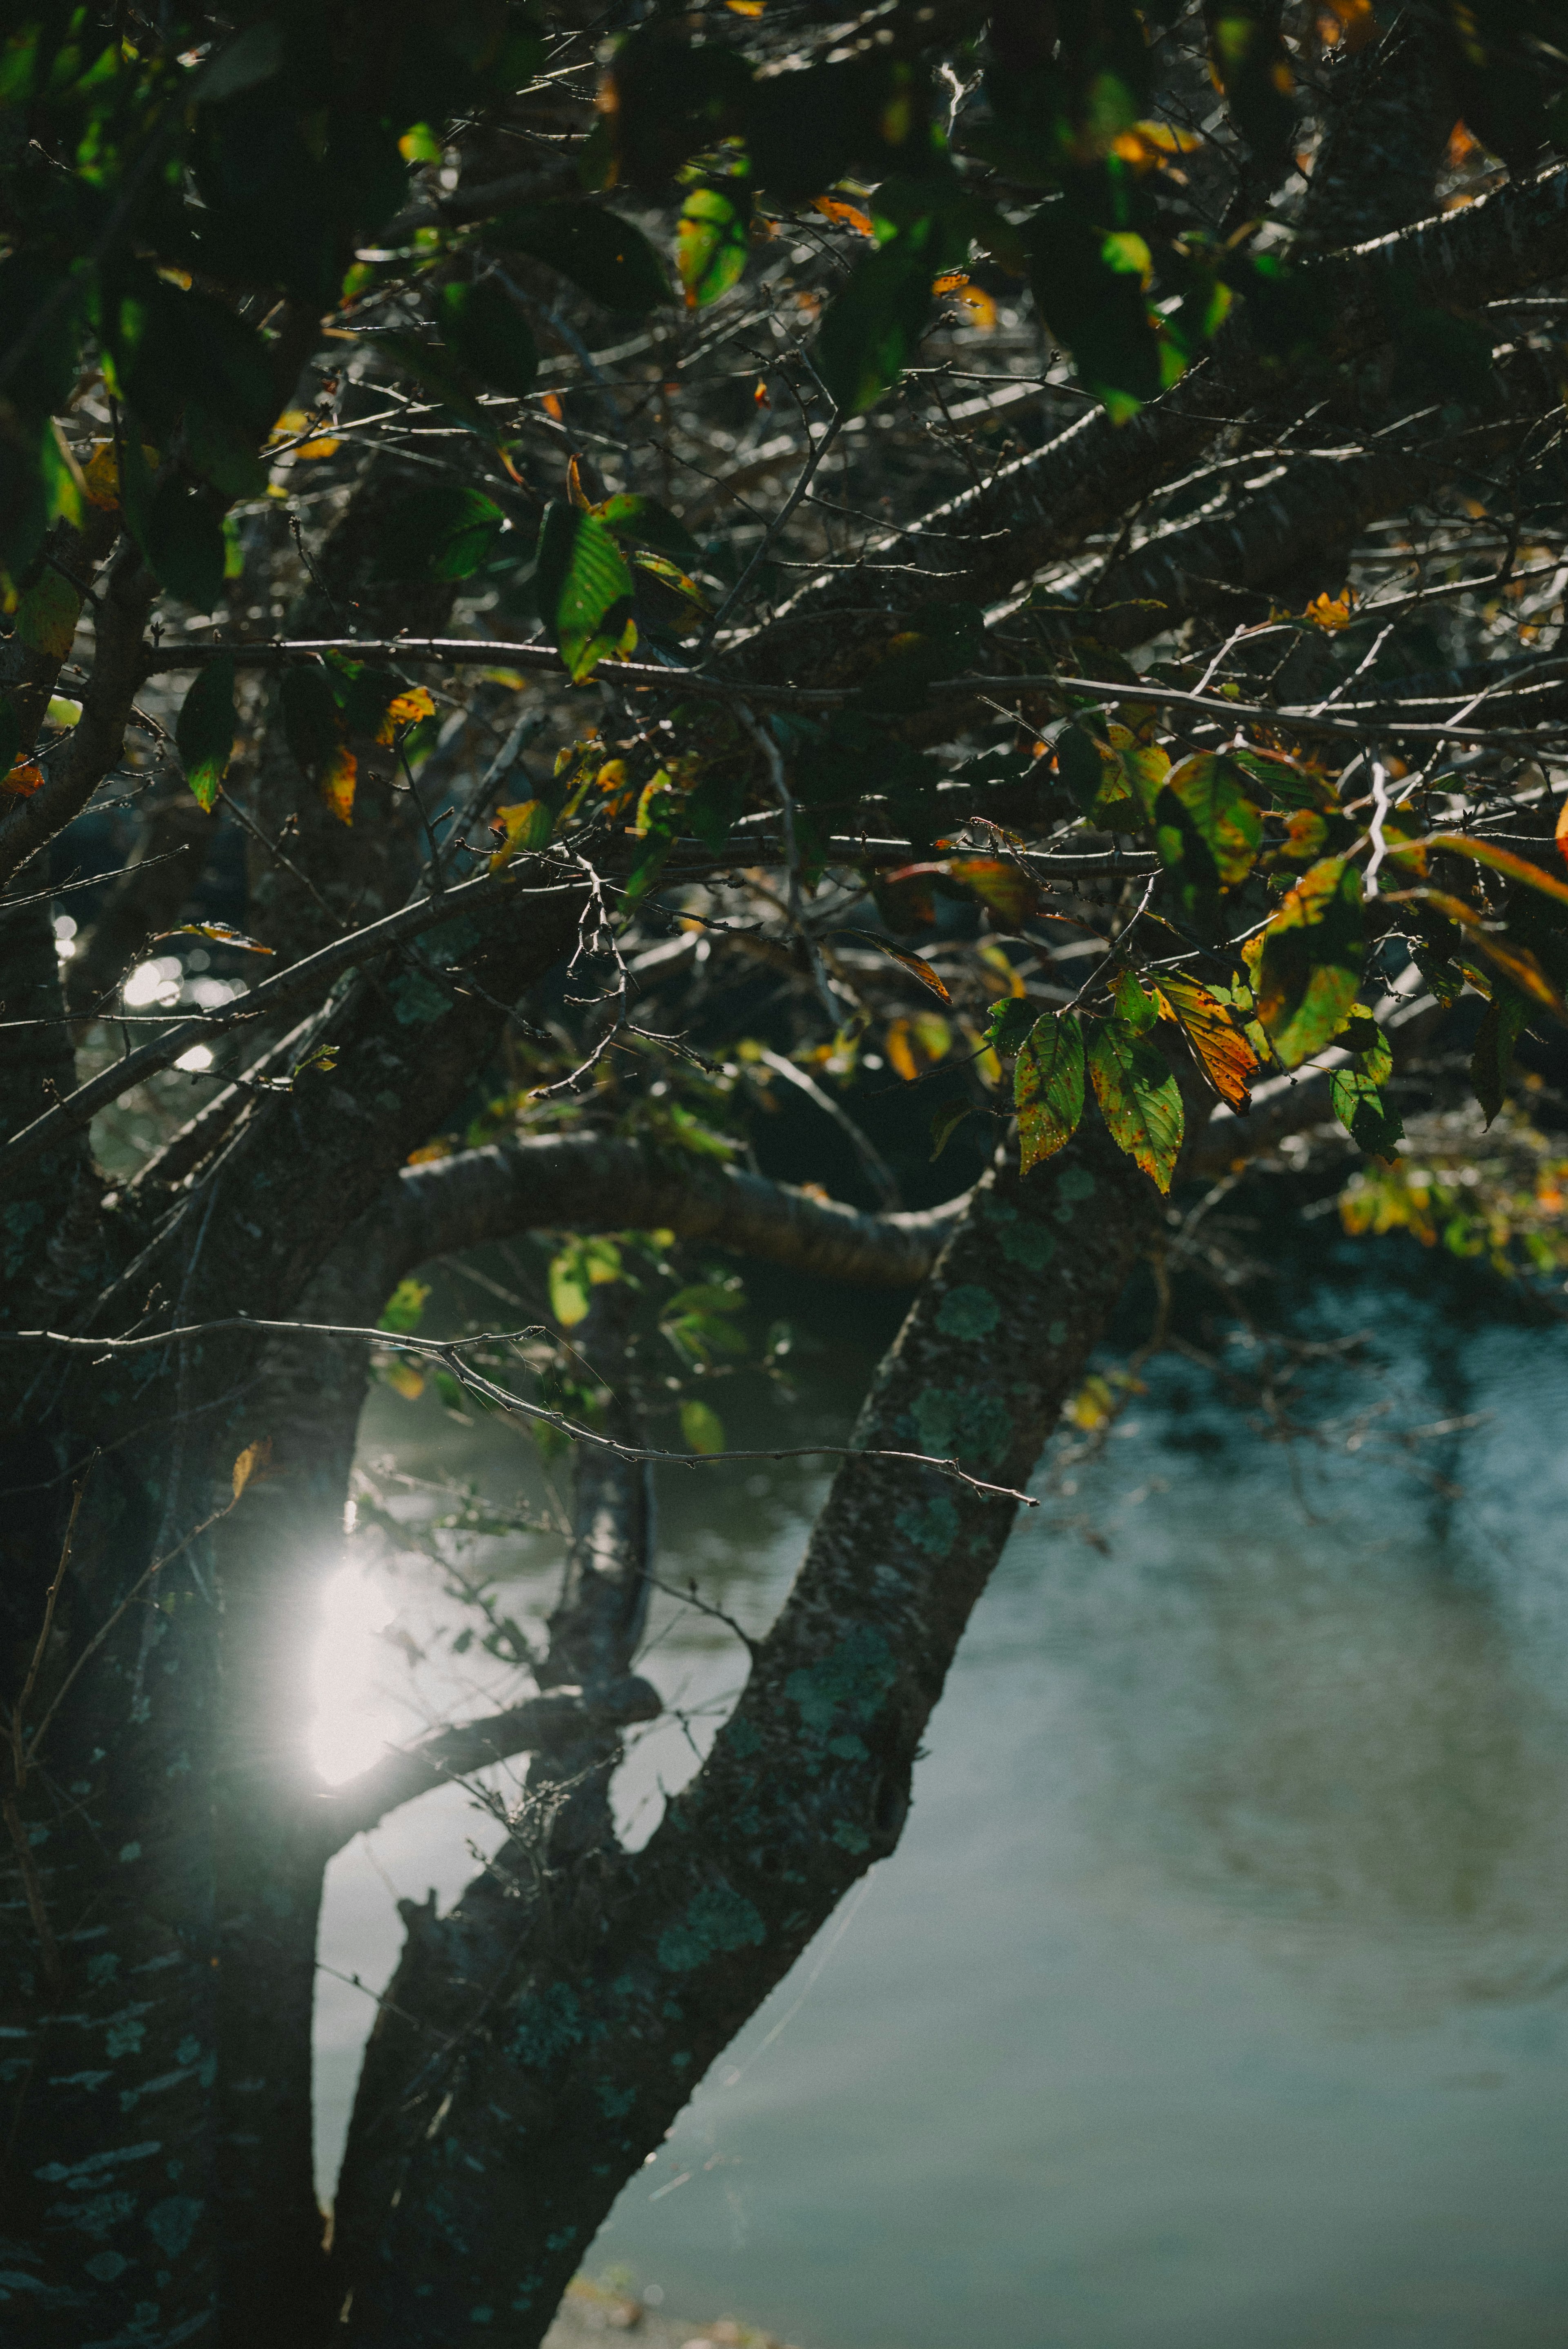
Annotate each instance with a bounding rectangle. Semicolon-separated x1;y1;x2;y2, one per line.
80;440;160;510
381;1358;426;1400
885;1018;919;1081
490;798;554;869
1306;587;1356;631
232;1437;272;1499
320;747;357;826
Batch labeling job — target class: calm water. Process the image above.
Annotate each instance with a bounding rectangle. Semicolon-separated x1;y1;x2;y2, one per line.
313;1264;1568;2348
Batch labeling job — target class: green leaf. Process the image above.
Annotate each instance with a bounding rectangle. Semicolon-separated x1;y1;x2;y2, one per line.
15;568;81;659
1015;1011;1086;1174
1087;1018;1184;1192
815;223;939;415
930;1096;973;1161
359;332;487;427
379;1278;431;1335
141;474;227;609
1330;1063;1404;1159
1025;207;1165;413
679;1397;726;1455
1112;968;1159;1034
376;484;507;582
549;1251;591;1328
677;182;751;310
1244;856;1365;1069
1205;0;1297;179
1159;753;1262;885
534;502;637;682
984;996;1039;1056
1469;984;1527;1128
491;205;673;312
592;494;702;567
438;279;539;399
1055;722;1105;816
281;663;343;776
175;657;236;811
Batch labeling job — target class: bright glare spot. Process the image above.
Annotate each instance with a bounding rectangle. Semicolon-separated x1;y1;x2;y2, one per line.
122;955;183;1008
54;913;77;959
310;1560;408;1785
174;1044;214;1072
188;976;241;1010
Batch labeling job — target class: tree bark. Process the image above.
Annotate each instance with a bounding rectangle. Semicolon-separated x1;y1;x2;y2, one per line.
326;1116;1162;2345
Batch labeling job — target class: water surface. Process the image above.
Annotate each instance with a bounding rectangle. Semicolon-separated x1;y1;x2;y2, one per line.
314;1264;1568;2347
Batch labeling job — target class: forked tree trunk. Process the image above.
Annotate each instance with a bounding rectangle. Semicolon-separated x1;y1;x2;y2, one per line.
2;1109;1158;2346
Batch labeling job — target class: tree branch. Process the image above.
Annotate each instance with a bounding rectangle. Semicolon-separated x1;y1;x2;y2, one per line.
309;1678;664;1858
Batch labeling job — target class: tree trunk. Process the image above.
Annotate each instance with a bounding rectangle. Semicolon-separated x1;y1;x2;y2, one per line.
327;1117;1159;2345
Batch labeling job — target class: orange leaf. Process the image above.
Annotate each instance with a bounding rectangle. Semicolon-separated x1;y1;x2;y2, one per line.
1555;797;1568;869
375;686;437;744
2;762;43;796
320;747;357;826
1156;974;1258;1109
838;929;952;1003
812;197;875;237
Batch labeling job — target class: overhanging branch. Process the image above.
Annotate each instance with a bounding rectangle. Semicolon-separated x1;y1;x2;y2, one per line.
308;1677;663;1856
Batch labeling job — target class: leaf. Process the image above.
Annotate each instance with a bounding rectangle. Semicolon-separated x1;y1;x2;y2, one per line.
320;747;357;826
630;548;711;619
816;224;941;415
984;996;1040;1056
946;856;1039;925
678;183;751;309
1416;889;1568;1025
1557;796;1568;869
379;1278;431;1335
1055;723;1106;816
1112;967;1159;1034
1396;833;1568;914
680;1398;726;1455
232;1437;272;1500
1087;1018;1185;1193
175;657;236;812
1244;856;1364;1068
549;1251;592;1328
359;331;487;427
1470;984;1527;1127
154;921;274;954
491;204;673;312
376;686;437;744
281;663;342;777
1156;973;1258;1108
534;502;637;682
837;929;951;1002
376;484;506;582
591;494;702;566
930;1097;973;1161
2;764;43;797
1015;1012;1086;1174
1159;754;1262;885
141;473;227;609
490;798;555;869
16;569;81;659
438;279;539;399
1330;1061;1404;1158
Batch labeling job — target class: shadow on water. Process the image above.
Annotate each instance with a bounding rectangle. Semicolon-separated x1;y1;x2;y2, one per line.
313;1233;1568;2349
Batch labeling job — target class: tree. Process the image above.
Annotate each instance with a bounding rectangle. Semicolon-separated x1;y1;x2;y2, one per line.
5;1;1568;2341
